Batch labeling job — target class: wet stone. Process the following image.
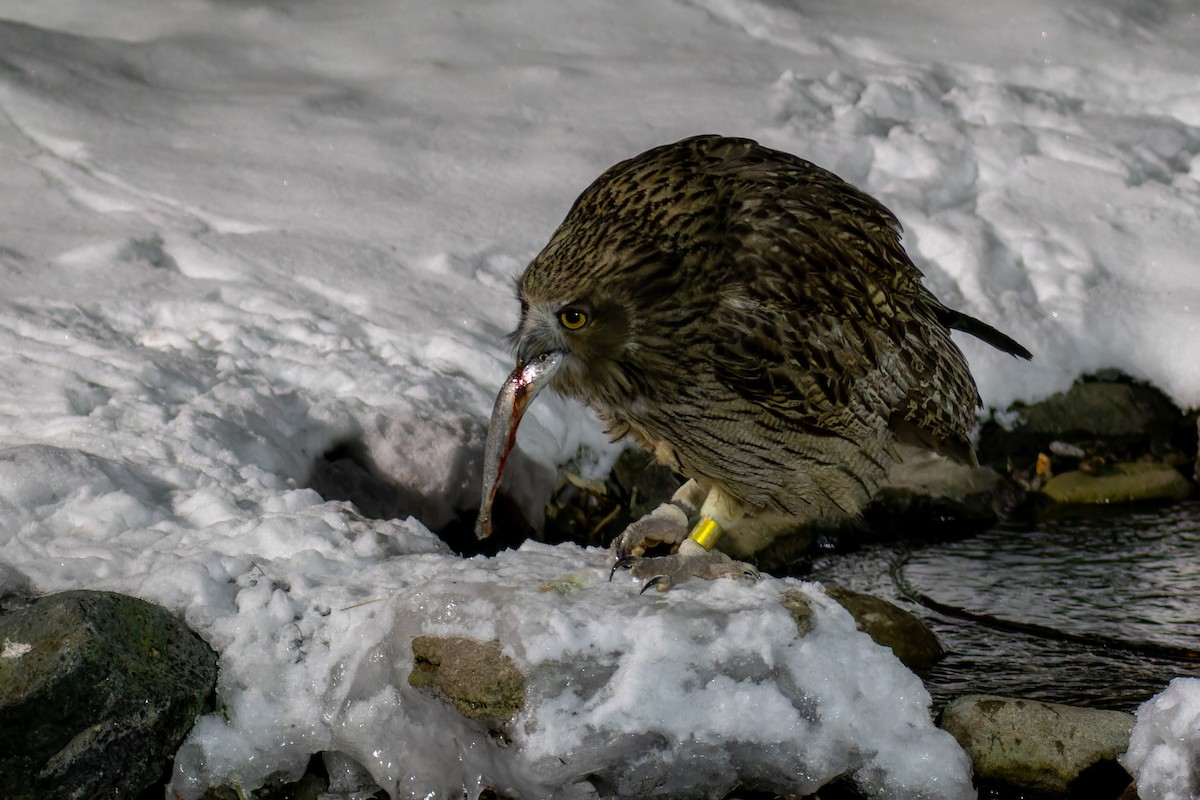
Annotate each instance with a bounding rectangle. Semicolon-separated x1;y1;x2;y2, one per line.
1039;462;1192;505
0;589;218;800
824;587;944;671
939;694;1134;797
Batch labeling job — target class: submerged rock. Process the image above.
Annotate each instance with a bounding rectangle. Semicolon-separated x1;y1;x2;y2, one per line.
939;694;1134;796
1039;462;1192;505
0;589;218;800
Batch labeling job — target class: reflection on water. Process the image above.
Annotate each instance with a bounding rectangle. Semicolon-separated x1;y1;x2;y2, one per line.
803;501;1200;711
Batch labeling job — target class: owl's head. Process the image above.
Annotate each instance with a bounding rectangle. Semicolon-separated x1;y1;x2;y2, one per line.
507;144;725;405
509;264;641;403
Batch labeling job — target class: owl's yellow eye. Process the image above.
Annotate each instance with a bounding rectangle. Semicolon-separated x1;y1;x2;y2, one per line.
559;308;589;330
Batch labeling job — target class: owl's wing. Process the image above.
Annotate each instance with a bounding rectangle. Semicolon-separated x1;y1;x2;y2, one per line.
706;149;982;463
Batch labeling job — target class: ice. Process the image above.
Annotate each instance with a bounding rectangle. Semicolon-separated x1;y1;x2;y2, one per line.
1122;678;1200;800
1;0;1199;796
168;542;973;798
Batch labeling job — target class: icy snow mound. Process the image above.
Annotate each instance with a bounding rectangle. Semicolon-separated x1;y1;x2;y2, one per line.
168;537;973;800
1121;677;1200;800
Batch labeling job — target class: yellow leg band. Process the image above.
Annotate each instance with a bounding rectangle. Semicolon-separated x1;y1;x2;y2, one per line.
688;517;724;551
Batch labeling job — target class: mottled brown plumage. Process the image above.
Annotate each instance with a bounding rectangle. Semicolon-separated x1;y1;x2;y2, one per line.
510;136;1029;538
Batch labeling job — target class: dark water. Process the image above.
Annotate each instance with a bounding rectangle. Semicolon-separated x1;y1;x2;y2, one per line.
804;501;1200;712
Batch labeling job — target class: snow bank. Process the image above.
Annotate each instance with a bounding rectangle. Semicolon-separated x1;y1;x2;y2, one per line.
1122;678;1200;800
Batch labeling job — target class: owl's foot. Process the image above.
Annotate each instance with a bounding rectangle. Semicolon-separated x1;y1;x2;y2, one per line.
609;484;755;591
610;541;760;593
611;502;690;560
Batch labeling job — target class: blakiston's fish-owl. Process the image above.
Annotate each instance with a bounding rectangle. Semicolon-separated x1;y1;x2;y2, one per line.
476;134;1030;591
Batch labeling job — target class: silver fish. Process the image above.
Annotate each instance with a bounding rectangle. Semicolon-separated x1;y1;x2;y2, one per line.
475;351;564;539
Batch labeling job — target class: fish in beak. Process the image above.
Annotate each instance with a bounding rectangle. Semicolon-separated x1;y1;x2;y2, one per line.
474;351;564;539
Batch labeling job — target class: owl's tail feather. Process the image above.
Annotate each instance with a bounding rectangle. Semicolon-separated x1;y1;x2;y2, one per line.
939;307;1033;361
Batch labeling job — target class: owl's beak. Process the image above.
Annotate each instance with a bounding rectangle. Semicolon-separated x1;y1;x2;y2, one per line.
475;350;564;539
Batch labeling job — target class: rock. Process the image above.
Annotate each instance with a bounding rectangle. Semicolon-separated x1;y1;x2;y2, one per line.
1039;462;1192;505
864;447;1025;538
939;694;1135;796
199;766;331;800
780;588;817;637
408;591;941;738
977;374;1197;477
198;751;391;800
393;576;972;800
408;636;526;724
0;564;33;611
823;587;944;671
0;590;218;800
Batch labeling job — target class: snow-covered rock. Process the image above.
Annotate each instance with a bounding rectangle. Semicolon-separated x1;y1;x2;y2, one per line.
167;539;974;799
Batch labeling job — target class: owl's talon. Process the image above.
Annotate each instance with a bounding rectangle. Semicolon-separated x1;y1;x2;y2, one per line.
609;555;640;581
640;575;673;594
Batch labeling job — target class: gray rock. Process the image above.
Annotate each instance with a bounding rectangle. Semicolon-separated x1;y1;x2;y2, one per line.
939;694;1134;796
864;446;1024;536
1004;380;1170;439
0;564;33;610
0;590;218;800
978;376;1195;470
824;587;944;671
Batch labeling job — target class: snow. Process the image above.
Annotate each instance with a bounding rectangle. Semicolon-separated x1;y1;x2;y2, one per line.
1122;678;1200;800
1;0;1198;797
168;548;973;798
